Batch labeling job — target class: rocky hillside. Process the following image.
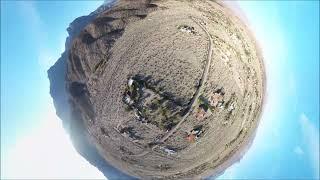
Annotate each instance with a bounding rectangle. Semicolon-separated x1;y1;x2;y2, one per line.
48;0;265;179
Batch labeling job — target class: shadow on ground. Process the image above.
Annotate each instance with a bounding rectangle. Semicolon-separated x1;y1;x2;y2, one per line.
47;2;135;179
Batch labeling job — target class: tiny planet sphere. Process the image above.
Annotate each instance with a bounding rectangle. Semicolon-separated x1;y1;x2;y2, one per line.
49;0;265;179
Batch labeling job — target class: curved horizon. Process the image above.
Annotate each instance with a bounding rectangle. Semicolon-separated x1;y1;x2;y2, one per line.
1;0;319;179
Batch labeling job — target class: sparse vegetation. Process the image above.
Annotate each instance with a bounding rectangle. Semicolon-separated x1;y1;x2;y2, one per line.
62;0;265;178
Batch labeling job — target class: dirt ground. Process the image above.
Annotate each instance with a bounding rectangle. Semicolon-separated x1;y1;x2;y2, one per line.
66;0;265;179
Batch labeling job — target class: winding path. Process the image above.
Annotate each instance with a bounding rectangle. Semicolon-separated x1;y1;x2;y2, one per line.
158;17;214;143
129;16;214;157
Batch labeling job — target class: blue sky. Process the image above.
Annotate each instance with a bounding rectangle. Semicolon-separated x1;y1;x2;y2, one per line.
219;1;319;179
1;1;319;179
1;1;105;178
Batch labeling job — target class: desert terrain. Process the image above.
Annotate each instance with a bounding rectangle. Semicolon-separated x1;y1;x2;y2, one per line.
61;0;264;178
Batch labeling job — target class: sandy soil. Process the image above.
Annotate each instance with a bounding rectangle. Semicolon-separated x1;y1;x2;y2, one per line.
65;0;265;179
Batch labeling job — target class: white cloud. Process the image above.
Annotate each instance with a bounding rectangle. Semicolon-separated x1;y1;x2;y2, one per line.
38;50;55;71
300;113;319;178
17;1;48;51
294;146;304;155
1;102;105;179
17;1;65;71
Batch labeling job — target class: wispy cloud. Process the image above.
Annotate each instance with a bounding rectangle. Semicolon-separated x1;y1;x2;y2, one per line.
293;146;304;155
38;50;55;70
17;1;61;71
300;113;319;178
17;1;47;50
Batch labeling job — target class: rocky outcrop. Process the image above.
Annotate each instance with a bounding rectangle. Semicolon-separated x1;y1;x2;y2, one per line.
47;1;133;179
48;0;265;179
